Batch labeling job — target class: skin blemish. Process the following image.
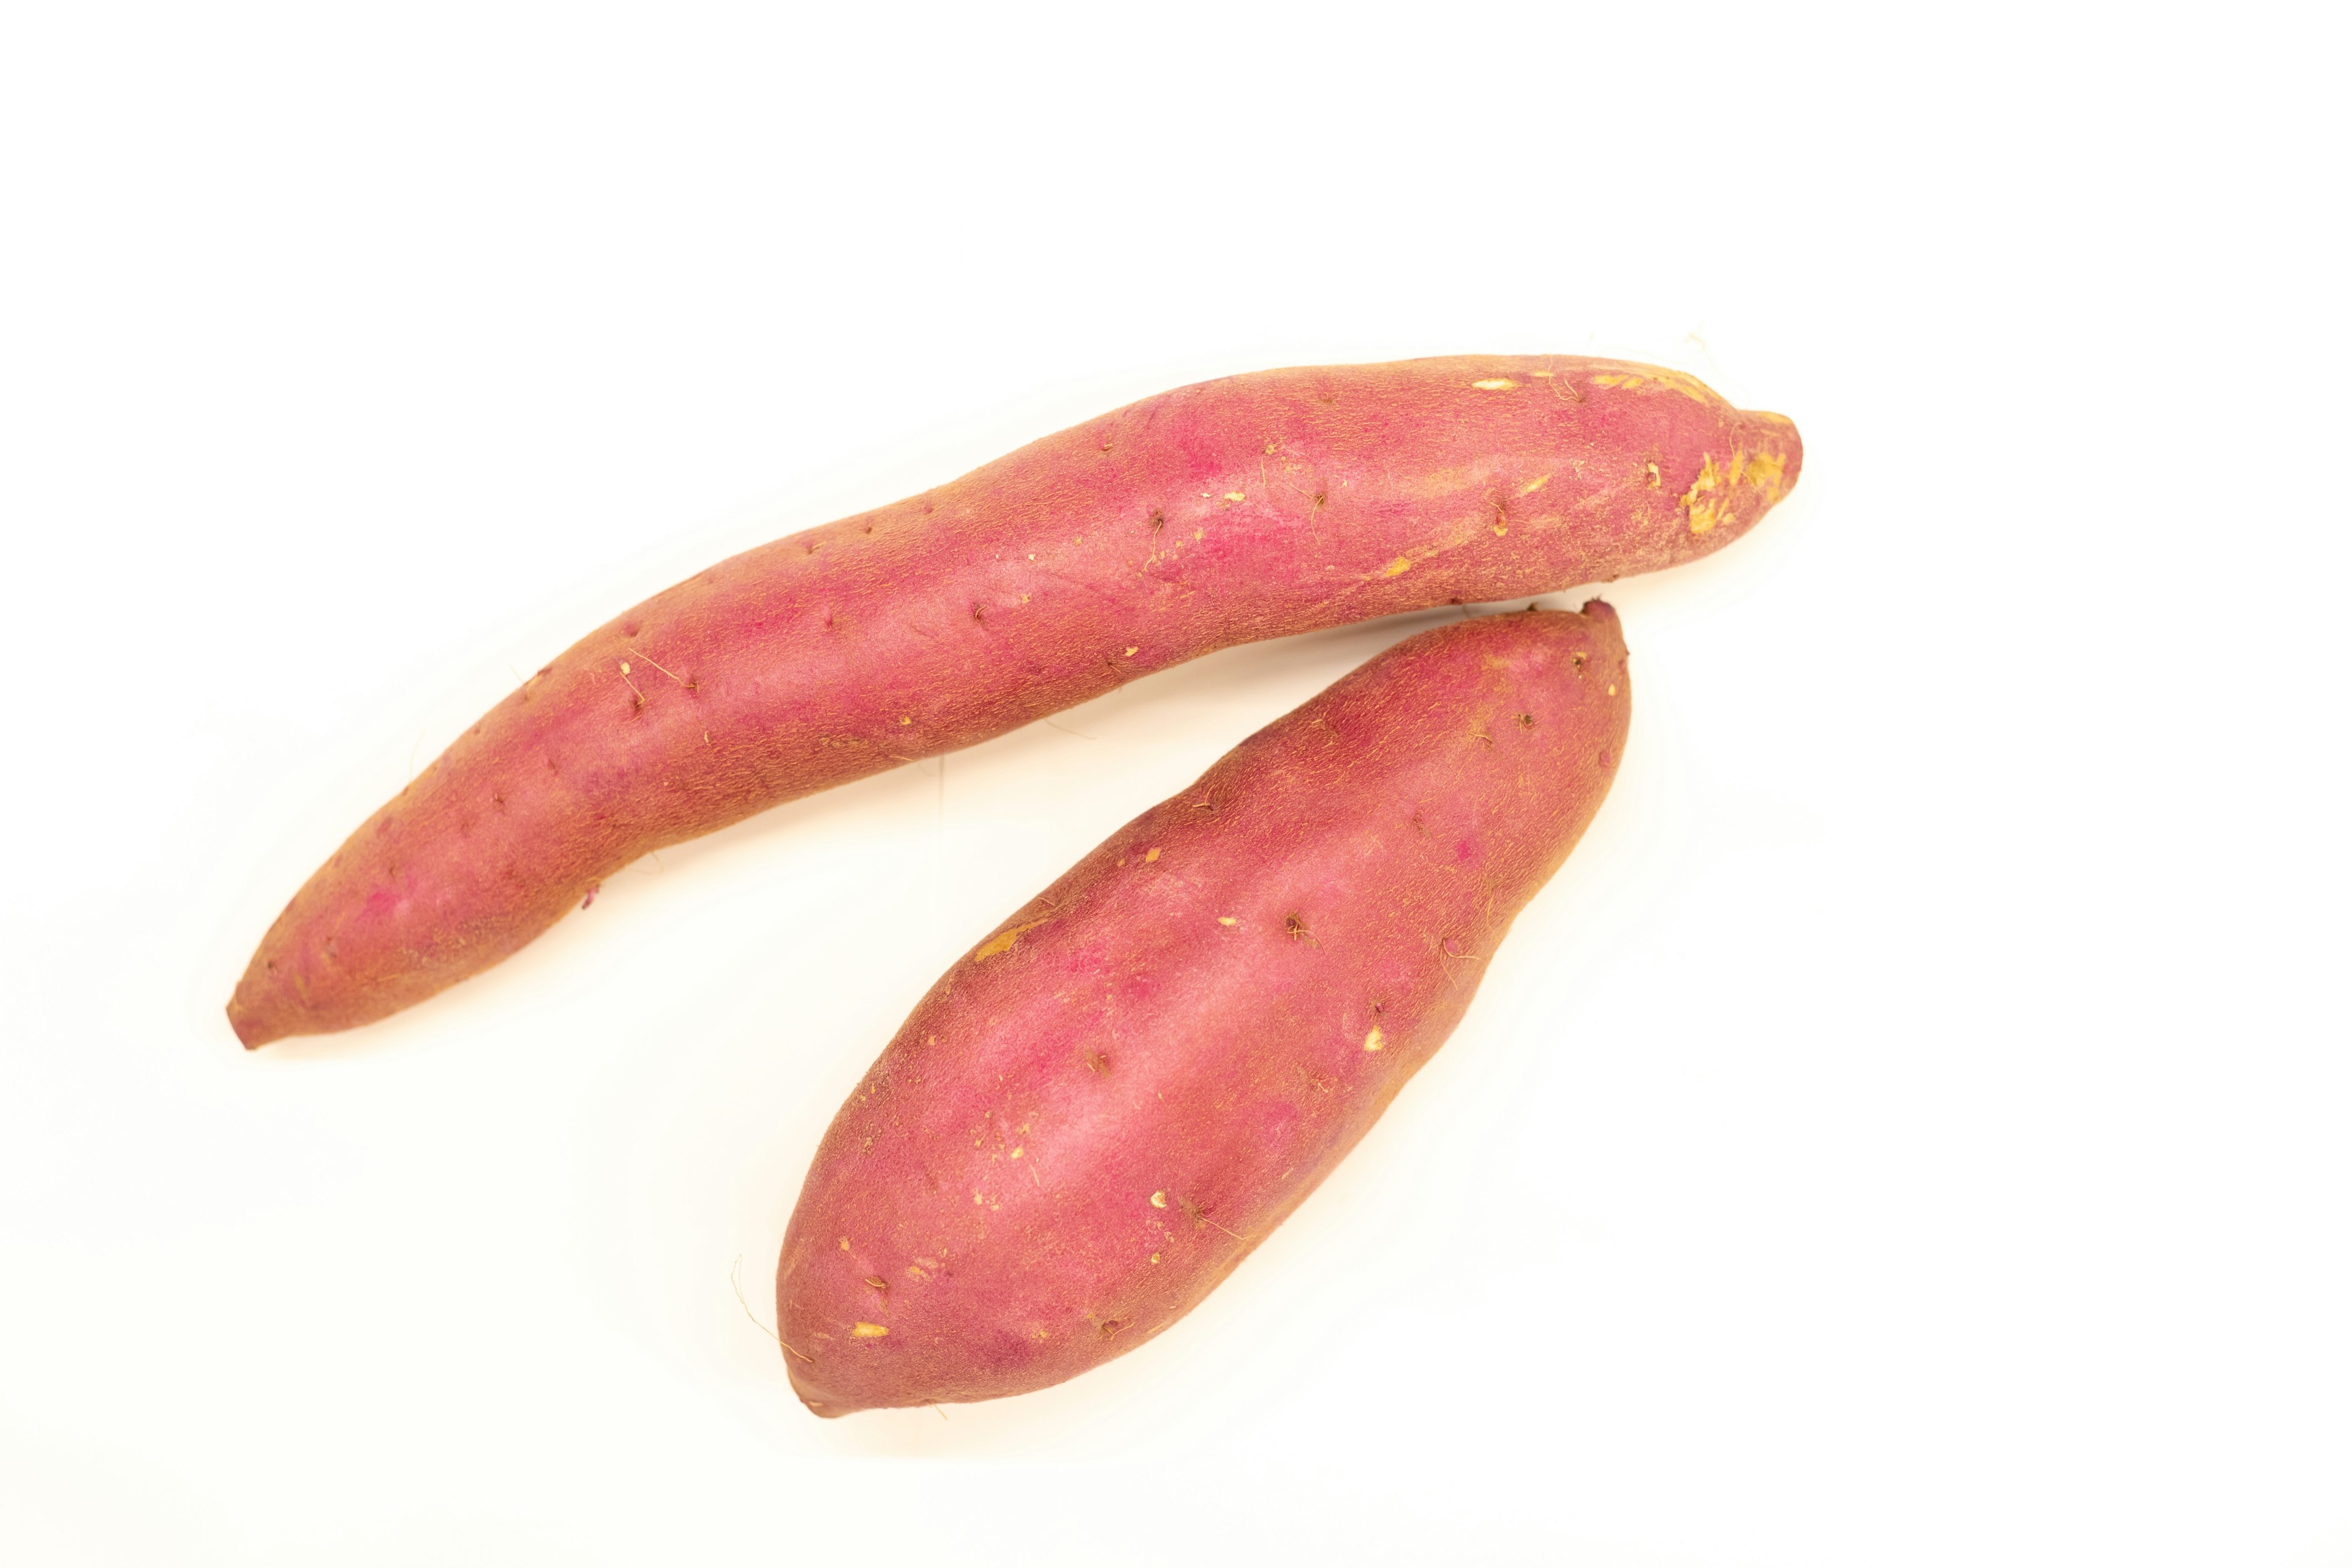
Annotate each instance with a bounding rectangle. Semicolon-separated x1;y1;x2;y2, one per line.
1383;557;1413;577
1150;1191;1167;1208
1085;1049;1108;1073
851;1323;889;1338
1520;475;1550;495
1365;1027;1385;1052
1099;1319;1125;1339
1682;451;1728;533
1009;1147;1024;1159
1224;491;1246;503
1145;848;1160;862
1646;462;1662;488
1218;916;1238;927
1471;378;1518;391
1572;652;1587;669
1150;1253;1161;1264
839;1237;850;1250
1518;712;1536;727
1608;684;1618;696
974;918;1053;960
865;1276;889;1293
1125;646;1139;657
900;716;912;725
580;883;600;910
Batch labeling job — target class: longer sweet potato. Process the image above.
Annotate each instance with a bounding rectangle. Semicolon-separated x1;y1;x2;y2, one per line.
776;603;1629;1414
230;357;1792;1046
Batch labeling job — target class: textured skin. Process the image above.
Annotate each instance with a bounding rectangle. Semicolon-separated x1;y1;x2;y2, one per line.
776;605;1630;1414
228;356;1792;1046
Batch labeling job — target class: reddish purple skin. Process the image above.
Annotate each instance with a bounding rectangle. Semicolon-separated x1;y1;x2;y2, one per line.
775;605;1630;1414
229;356;1790;1046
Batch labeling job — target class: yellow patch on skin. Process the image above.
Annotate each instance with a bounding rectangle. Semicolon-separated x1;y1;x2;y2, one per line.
1125;646;1139;657
1593;368;1725;405
1365;1027;1385;1052
1681;450;1746;535
1150;1191;1167;1208
1531;369;1554;378
1520;474;1550;496
1224;491;1246;503
1471;378;1518;391
899;716;911;725
1383;557;1414;577
1150;1253;1161;1264
1218;916;1238;927
1646;462;1661;488
905;1264;929;1281
1493;524;1507;537
1741;448;1787;502
974;918;1052;960
1608;684;1618;696
619;662;632;674
1009;1146;1023;1159
1145;847;1160;862
839;1237;850;1251
852;1322;889;1338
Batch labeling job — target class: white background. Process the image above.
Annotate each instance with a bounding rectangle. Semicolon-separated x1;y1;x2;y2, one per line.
2;4;2345;1564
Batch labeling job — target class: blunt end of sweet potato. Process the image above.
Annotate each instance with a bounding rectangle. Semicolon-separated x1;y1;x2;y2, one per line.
786;1362;862;1419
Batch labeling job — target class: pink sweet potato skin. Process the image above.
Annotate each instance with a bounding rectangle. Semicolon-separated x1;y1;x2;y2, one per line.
229;357;1785;1046
775;604;1630;1414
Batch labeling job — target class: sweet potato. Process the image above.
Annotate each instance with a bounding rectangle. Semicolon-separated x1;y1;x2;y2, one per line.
229;357;1791;1046
775;603;1629;1414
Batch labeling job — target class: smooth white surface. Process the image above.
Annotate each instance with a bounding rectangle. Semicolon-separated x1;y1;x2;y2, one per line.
2;4;2345;1564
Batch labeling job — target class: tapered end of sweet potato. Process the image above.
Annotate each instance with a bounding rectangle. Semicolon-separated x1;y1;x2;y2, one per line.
1686;405;1802;555
225;992;288;1050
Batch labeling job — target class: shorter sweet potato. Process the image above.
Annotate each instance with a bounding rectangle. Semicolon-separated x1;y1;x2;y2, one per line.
775;603;1630;1414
